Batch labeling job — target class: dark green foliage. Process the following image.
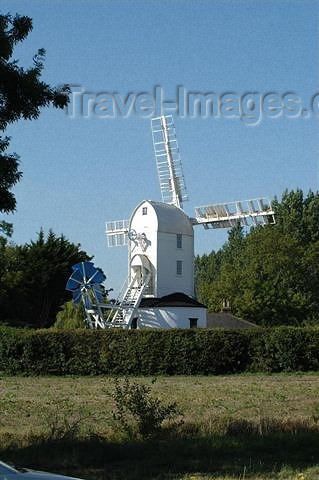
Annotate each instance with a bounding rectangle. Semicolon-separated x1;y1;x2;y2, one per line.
195;329;251;374
247;327;319;372
0;137;21;214
0;327;318;375
0;230;90;328
195;189;319;326
0;326;29;374
0;13;69;214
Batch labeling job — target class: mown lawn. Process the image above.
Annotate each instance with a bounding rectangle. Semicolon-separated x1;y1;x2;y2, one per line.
0;374;318;479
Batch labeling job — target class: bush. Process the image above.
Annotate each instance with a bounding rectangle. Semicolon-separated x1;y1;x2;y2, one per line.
53;301;86;329
111;377;181;437
0;326;318;375
247;327;319;372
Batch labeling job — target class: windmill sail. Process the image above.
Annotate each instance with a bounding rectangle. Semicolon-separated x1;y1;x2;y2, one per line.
66;261;107;328
193;198;275;229
105;219;129;247
151;115;188;209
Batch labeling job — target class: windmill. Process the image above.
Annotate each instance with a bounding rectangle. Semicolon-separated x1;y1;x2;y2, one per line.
105;115;275;329
66;261;107;328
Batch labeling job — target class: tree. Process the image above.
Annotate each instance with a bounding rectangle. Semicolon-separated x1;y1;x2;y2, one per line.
0;13;69;214
228;227;312;325
195;189;319;326
271;189;319;244
0;230;90;327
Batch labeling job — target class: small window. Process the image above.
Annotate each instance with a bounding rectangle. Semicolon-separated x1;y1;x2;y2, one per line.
189;318;198;329
176;260;182;275
142;207;147;215
177;234;182;249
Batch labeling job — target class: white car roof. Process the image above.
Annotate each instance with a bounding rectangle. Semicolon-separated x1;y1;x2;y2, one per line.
0;461;18;474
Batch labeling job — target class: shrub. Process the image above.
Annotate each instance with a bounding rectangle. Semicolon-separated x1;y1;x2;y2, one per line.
111;377;181;437
248;327;319;372
53;301;86;329
0;326;318;375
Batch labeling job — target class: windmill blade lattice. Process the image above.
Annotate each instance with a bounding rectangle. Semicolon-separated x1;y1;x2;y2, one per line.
151;115;188;209
66;262;106;309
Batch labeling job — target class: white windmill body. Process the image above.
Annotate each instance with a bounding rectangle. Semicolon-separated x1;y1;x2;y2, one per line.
126;200;206;329
129;200;194;298
105;115;275;330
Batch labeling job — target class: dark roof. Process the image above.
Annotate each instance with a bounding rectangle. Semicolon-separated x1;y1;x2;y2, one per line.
207;312;258;330
139;292;207;309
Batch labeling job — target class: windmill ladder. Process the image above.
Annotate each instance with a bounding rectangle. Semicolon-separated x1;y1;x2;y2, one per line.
107;272;151;329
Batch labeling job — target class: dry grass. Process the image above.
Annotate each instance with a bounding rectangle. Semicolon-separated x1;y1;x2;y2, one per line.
0;373;319;479
0;374;319;435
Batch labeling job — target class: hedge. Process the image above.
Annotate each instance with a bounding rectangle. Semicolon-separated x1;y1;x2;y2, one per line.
0;326;318;375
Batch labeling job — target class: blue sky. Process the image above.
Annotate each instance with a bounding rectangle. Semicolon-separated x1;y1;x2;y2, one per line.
2;0;319;295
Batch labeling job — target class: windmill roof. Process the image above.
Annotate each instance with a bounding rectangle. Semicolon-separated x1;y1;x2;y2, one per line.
139;292;206;308
146;200;193;235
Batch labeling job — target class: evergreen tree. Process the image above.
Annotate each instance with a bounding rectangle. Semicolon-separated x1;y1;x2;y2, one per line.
0;230;90;327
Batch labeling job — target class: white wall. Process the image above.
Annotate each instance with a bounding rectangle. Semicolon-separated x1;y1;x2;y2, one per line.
157;231;194;297
129;200;195;298
129;201;158;294
138;307;207;329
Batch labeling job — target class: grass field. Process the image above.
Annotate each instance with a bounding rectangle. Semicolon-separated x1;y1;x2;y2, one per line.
0;374;318;480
